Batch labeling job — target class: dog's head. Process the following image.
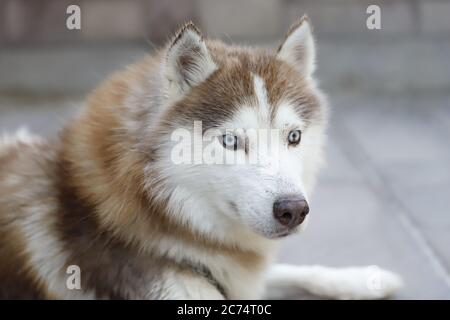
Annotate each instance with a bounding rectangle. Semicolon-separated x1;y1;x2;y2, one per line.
146;19;328;241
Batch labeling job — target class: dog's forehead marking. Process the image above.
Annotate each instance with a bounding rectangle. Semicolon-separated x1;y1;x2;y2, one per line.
252;73;303;129
226;74;270;130
226;73;302;130
252;74;270;122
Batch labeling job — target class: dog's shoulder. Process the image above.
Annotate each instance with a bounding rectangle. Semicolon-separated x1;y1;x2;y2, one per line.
0;129;60;299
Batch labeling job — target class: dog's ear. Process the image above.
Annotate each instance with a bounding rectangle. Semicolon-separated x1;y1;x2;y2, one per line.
277;16;316;77
162;22;217;99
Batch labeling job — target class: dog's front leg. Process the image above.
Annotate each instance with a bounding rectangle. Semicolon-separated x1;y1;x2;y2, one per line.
263;264;403;300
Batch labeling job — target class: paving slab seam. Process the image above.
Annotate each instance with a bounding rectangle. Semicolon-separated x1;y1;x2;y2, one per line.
332;114;450;291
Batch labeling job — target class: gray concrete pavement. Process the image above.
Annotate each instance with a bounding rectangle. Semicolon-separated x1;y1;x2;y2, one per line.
1;92;449;299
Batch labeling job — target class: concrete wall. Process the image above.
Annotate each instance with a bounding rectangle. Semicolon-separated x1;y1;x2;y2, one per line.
0;1;449;96
1;0;450;45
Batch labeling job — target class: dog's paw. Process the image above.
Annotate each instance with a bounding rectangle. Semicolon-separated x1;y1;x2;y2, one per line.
265;264;403;300
328;265;403;300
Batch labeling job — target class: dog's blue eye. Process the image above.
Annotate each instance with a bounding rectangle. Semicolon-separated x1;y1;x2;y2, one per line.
222;134;238;150
288;130;301;145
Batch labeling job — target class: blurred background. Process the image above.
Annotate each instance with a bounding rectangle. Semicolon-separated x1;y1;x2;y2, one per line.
1;0;449;299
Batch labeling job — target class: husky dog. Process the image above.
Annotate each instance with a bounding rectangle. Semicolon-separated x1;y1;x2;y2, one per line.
0;18;402;299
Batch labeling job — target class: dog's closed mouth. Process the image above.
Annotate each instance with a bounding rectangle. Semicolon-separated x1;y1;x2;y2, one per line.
272;230;294;238
278;232;291;238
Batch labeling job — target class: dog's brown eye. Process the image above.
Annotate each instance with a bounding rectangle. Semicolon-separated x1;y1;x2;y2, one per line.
222;134;238;151
288;130;301;145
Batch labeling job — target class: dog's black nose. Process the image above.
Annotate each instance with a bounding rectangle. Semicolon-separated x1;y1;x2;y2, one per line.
273;196;309;228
